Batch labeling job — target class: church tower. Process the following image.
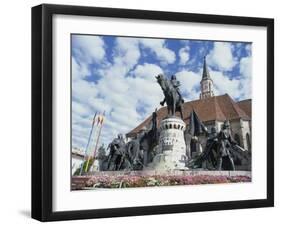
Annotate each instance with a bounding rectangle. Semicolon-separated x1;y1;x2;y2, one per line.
200;56;214;99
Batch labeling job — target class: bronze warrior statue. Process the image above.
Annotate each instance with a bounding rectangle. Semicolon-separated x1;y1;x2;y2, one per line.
216;121;236;170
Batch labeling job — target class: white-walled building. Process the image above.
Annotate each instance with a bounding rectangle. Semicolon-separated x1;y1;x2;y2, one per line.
72;147;85;175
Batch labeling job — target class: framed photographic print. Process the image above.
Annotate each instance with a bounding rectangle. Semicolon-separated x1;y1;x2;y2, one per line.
32;4;274;221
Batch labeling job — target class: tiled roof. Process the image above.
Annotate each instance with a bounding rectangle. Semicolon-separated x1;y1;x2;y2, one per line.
216;94;250;120
127;94;251;137
237;99;252;118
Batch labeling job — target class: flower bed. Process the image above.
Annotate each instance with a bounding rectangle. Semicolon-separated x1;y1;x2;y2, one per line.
82;174;251;189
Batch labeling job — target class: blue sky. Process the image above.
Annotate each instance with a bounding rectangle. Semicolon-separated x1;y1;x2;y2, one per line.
71;34;252;152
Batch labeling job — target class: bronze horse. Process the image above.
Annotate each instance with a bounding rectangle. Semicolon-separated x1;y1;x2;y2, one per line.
156;74;184;119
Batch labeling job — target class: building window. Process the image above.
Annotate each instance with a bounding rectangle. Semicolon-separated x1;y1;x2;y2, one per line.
234;134;241;146
246;133;251;151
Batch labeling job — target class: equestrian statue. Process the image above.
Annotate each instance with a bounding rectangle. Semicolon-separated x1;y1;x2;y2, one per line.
155;74;184;119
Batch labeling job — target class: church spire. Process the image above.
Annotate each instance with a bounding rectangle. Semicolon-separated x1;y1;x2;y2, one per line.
200;56;214;99
202;56;210;80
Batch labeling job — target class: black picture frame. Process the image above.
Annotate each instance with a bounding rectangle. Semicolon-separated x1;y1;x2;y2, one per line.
32;4;274;222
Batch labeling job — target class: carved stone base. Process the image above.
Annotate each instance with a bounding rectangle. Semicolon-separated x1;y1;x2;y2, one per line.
147;116;188;171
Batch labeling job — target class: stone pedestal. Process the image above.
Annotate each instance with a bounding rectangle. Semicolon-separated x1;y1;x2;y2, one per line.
148;116;188;170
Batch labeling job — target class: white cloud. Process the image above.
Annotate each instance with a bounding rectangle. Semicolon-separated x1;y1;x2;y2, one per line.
178;47;190;65
98;64;129;79
72;101;91;117
133;63;163;81
140;39;176;64
114;37;141;69
88;96;112;113
72;57;90;80
72;35;105;63
128;77;163;112
72;124;90;142
72;135;88;151
110;106;140;129
97;37;141;79
210;70;241;99
72;79;97;103
72;61;164;149
176;70;201;100
240;56;252;79
205;42;252;100
239;56;252;99
98;74;130;95
72;115;93;150
72;113;92;128
207;42;237;71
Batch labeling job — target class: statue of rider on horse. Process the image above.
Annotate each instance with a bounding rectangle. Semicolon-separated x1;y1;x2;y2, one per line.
156;74;184;119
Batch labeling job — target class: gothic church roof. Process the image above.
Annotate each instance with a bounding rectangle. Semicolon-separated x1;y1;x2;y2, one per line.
127;94;251;137
237;99;252;118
